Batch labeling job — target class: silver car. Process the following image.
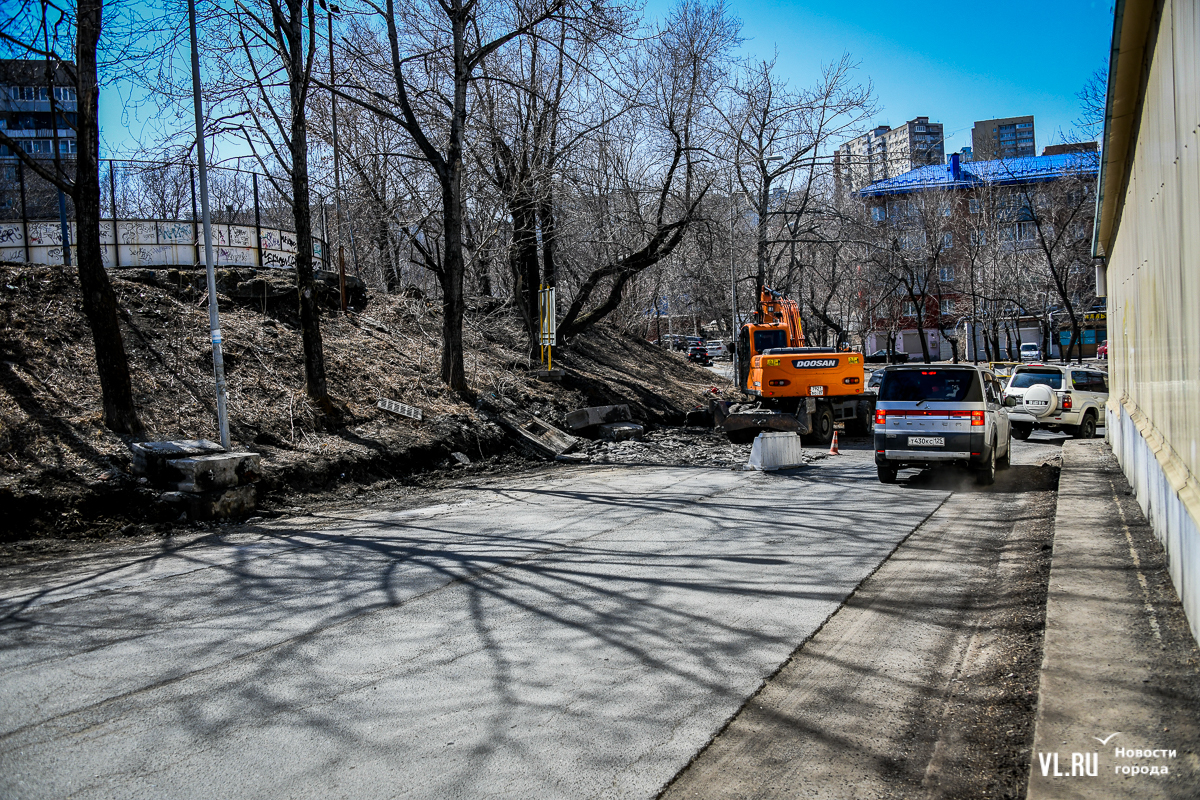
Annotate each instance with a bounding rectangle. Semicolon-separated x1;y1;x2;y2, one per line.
873;365;1012;485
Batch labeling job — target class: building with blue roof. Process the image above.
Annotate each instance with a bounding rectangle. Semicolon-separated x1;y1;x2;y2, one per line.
857;152;1099;197
851;151;1101;363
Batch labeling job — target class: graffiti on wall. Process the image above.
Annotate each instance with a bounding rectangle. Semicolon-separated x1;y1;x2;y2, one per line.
12;218;324;270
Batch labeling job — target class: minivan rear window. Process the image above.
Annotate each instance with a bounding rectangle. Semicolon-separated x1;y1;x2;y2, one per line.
1009;369;1063;390
878;369;983;402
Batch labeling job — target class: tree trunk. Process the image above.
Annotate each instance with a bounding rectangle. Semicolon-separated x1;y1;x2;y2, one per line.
287;16;329;410
75;0;142;435
440;180;467;390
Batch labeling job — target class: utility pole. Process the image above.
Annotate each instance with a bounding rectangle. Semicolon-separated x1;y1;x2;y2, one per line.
188;0;230;449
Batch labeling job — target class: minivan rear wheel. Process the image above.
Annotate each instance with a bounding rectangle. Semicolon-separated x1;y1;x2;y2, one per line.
1012;424;1032;440
877;465;898;484
976;444;996;486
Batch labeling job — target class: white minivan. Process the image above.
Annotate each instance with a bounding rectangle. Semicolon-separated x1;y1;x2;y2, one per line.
1019;343;1042;361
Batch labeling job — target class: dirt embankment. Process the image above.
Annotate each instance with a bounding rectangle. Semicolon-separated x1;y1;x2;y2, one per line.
0;264;730;554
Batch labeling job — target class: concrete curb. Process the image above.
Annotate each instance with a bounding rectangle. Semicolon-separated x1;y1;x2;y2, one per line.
1027;439;1200;799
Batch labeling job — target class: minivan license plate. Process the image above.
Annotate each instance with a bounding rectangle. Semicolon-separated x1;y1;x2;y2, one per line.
909;436;944;447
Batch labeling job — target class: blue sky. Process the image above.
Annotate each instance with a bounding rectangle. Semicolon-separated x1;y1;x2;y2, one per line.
97;0;1115;158
644;0;1115;154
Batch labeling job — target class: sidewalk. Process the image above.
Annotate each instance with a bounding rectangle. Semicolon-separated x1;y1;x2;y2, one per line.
1027;439;1200;798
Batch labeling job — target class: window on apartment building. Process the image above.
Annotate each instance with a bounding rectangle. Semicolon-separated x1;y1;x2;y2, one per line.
915;125;926;132
20;139;54;155
53;87;76;102
970;230;986;246
1017;221;1037;240
938;266;955;282
871;206;886;222
968;198;980;214
902;301;917;317
941;232;953;249
58;139;77;155
1016;122;1032;128
940;299;954;315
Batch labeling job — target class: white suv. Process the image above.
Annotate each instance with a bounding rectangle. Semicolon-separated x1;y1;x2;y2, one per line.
1002;364;1108;440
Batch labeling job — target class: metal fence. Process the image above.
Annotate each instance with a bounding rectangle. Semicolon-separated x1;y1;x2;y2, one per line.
0;158;328;270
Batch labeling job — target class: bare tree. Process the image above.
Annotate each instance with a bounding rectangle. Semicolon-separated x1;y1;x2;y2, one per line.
329;0;566;391
216;0;337;413
0;0;143;434
722;53;873;302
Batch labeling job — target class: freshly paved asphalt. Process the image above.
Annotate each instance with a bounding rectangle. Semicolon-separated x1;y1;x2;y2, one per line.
0;456;948;799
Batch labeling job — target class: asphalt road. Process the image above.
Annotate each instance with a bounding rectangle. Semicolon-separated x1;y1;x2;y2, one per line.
0;435;1065;799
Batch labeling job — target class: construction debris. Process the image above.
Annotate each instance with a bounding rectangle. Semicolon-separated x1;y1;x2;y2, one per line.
598;422;644;442
377;399;424;421
564;404;632;432
493;413;579;459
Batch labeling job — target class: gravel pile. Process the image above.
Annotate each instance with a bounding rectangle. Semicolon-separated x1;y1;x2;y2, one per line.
572;427;818;468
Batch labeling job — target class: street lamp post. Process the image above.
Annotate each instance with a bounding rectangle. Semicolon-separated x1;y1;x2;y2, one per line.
187;0;230;449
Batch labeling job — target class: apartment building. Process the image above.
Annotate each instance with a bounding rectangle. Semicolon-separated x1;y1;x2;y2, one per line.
971;115;1036;159
834;116;946;194
0;59;78;159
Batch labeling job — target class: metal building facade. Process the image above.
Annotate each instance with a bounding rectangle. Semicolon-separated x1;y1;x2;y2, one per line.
1096;0;1200;639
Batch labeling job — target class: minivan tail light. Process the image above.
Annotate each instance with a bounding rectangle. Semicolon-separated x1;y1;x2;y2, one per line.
1061;393;1073;410
971;410;985;426
875;409;887;425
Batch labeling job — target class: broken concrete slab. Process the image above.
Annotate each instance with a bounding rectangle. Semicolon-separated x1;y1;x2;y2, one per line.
495;413;578;459
167;452;262;493
598;422;644;442
132;439;225;482
564;404;632;432
450;452;471;466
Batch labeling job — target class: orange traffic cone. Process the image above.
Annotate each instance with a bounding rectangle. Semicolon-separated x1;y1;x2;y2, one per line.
828;430;840;455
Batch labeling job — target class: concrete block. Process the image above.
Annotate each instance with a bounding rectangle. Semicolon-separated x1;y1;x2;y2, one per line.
564;404;632;432
158;484;257;520
598;422;644;442
132;439;225;482
167;452;261;493
496;413;579;459
747;432;804;471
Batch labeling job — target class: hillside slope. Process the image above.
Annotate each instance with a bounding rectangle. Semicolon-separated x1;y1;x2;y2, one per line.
0;264;730;548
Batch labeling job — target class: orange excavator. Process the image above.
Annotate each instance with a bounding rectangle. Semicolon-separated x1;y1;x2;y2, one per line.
715;287;874;443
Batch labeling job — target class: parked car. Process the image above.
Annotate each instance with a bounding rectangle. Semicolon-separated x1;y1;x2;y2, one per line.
704;340;730;359
687;344;712;366
873;364;1011;485
864;349;909;364
1097;339;1109;359
1019;343;1042;361
1002;364;1108;440
865;369;885;394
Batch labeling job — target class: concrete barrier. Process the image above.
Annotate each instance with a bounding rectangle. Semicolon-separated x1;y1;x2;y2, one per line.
747;432;804;471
